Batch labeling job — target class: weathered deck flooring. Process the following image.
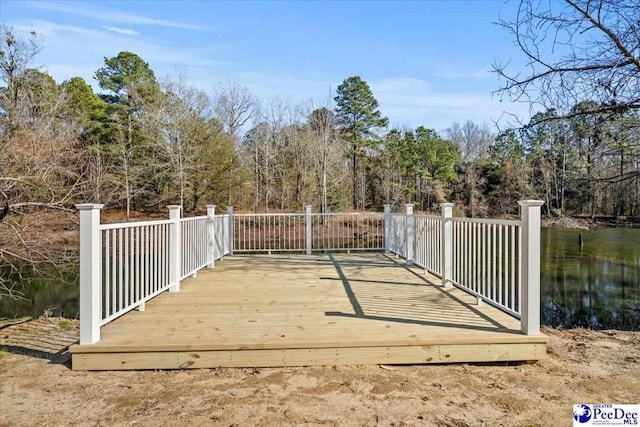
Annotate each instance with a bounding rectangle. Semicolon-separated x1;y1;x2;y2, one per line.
70;253;547;370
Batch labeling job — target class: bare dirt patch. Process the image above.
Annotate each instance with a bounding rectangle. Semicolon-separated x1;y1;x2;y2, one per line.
1;319;638;426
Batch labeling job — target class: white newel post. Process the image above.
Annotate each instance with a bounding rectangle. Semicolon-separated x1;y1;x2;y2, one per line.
383;204;391;254
518;200;544;335
405;204;414;265
77;203;104;345
168;205;182;292
441;203;454;288
226;206;234;256
206;205;216;268
305;205;312;255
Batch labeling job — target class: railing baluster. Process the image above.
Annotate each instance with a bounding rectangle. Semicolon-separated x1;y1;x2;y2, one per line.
104;230;110;319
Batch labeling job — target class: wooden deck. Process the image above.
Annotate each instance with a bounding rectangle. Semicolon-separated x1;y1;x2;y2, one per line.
70;253;548;370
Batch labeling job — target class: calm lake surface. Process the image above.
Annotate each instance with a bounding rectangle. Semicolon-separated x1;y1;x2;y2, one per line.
1;227;639;330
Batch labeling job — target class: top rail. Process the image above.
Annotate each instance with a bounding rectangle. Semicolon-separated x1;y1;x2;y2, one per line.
100;219;173;230
180;215;208;222
452;217;522;226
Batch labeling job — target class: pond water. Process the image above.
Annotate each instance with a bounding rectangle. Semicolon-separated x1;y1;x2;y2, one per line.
541;227;640;330
1;227;639;330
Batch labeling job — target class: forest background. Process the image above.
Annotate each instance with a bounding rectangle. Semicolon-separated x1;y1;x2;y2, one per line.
1;0;639;298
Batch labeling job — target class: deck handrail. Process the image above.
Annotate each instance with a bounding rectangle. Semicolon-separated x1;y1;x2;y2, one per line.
384;201;543;335
77;199;543;345
76;204;230;345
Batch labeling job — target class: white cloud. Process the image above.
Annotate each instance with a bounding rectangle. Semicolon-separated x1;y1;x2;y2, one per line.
369;77;532;131
103;26;138;36
25;1;208;31
433;65;493;80
9;19;231;96
9;14;531;132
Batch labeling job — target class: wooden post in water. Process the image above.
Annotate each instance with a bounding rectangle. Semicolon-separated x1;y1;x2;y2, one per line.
77;203;104;345
518;200;544;335
168;205;182;292
441;203;454;288
206;205;216;268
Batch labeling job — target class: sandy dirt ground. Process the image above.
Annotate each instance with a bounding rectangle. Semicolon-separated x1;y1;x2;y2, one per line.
0;317;638;427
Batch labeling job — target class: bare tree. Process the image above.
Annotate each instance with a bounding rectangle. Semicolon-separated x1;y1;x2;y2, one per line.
0;26;41;128
136;75;213;208
308;104;341;214
213;82;258;141
445;120;494;161
494;0;640;122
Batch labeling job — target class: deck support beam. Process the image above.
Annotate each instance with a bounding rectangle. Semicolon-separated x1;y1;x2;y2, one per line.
405;204;414;265
519;200;544;335
383;204;391;253
76;203;104;345
305;205;312;255
168;205;182;292
206;205;216;268
441;203;454;288
226;206;234;256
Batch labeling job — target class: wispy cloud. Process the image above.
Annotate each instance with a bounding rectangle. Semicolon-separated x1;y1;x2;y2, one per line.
10;19;230;93
25;1;207;31
369;77;531;131
434;65;493;80
103;26;138;36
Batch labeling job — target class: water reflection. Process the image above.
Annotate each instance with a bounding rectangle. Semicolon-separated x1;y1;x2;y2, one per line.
541;227;640;330
0;269;79;319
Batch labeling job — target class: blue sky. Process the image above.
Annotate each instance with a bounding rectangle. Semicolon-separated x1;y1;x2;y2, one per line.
0;0;532;132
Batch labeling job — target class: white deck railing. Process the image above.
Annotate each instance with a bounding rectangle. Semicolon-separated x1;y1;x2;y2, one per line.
77;200;543;345
233;213;306;253
232;211;385;253
76;204;229;345
450;217;522;317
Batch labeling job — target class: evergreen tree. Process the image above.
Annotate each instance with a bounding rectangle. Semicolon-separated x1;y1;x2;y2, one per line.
334;76;388;208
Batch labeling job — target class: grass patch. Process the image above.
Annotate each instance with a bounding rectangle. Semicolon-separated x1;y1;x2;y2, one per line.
58;319;74;331
0;350;8;359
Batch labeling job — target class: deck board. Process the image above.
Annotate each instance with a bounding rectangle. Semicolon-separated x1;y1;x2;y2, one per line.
70;253;547;369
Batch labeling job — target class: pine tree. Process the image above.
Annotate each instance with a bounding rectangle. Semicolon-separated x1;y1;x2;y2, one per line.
334;76;388;209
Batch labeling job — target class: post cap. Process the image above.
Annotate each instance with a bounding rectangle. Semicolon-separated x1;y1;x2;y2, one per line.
76;203;104;210
517;200;545;207
440;203;455;208
167;205;182;210
205;205;216;208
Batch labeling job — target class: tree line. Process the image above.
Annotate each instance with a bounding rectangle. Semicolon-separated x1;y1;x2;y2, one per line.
1;25;638;226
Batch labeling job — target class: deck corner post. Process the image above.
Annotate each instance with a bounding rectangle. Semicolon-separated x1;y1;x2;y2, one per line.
206;205;216;268
305;205;312;255
383;204;391;253
440;202;454;288
168;205;182;292
518;199;544;335
226;206;234;256
76;203;104;345
405;204;414;265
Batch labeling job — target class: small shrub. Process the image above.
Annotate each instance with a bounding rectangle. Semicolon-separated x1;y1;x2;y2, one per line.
58;319;73;331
